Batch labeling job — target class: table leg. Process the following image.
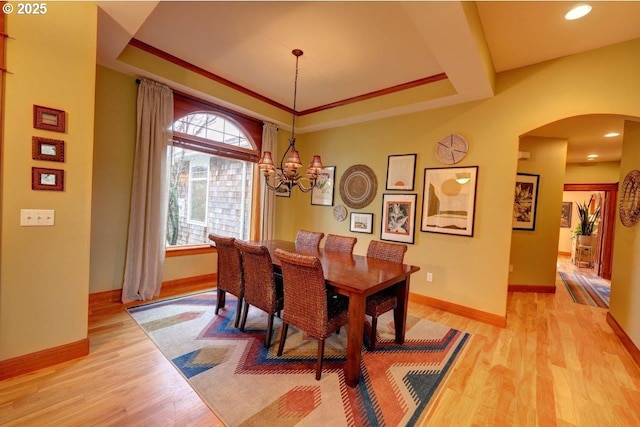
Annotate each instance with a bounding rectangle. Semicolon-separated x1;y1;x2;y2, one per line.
345;294;365;387
393;277;410;345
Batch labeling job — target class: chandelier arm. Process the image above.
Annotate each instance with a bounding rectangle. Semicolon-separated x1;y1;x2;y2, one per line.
262;172;287;191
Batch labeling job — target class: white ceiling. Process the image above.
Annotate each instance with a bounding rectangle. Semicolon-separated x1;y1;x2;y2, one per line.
96;1;640;163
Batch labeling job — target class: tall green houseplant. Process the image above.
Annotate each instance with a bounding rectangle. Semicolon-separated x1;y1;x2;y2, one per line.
574;195;601;243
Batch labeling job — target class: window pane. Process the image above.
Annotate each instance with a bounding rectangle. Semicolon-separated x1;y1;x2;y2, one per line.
167;145;253;247
173;113;253;149
188;179;207;223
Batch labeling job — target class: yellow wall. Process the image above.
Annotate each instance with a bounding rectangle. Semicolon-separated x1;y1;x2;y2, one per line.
274;39;640;318
90;66;216;294
565;161;620;184
1;3;97;359
90;66;136;293
610;120;640;348
510;137;567;287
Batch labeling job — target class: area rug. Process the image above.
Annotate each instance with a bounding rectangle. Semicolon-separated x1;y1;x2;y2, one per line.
127;291;470;426
559;272;610;308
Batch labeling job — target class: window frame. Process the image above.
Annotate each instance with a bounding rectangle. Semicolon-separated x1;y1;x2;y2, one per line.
167;92;263;252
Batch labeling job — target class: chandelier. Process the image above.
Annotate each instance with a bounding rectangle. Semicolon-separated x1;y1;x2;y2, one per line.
258;49;324;193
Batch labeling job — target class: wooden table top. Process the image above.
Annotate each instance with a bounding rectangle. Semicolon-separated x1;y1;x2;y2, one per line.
256;240;420;296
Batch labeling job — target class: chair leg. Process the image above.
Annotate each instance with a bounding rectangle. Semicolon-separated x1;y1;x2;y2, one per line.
215;289;225;315
316;339;325;380
277;323;289;356
265;314;275;348
369;316;378;351
234;296;243;328
239;301;250;331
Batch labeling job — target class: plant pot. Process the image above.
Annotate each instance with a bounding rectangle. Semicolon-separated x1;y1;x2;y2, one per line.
578;235;593;247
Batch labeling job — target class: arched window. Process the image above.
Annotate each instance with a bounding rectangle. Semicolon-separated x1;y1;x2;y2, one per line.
167;100;261;247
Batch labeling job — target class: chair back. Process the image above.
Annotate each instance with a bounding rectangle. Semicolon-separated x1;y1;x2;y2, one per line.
274;248;331;338
324;234;357;253
234;240;280;312
208;233;243;295
295;230;325;248
366;240;407;263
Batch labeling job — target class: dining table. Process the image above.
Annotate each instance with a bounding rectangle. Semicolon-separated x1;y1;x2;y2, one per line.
255;239;421;387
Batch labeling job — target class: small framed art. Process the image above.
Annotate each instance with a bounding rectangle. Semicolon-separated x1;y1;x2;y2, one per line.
381;193;417;244
311;166;335;206
32;167;64;191
386;153;416;190
350;212;374;234
32;137;65;162
33;105;66;133
421;166;479;236
560;201;572;228
513;173;540;230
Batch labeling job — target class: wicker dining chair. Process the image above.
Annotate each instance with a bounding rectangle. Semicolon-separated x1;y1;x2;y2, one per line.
365;240;408;351
295;229;325;248
274;248;349;380
208;233;244;328
324;234;357;253
234;240;284;348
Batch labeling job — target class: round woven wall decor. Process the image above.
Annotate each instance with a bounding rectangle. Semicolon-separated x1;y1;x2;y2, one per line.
619;169;640;227
339;164;378;209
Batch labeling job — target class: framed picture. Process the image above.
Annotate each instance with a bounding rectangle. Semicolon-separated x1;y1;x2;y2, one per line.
33;105;66;133
350;212;374;234
311;166;335;206
274;171;291;198
32;167;64;191
32;137;65;162
386;153;416;190
421;166;479;237
513;173;540;230
560;201;572;228
381;193;417;244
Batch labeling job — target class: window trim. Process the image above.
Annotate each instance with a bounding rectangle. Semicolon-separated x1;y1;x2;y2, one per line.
167;92;262;253
186;157;209;226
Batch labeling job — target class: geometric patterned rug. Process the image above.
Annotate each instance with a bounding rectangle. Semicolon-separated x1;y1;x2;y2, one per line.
559;272;610;308
127;291;470;426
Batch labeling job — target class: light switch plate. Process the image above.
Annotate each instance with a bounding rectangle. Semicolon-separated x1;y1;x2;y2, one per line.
20;209;55;226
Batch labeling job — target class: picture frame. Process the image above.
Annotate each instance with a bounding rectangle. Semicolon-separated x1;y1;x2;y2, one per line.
311;166;335;206
513;173;540;230
274;171;291;198
32;136;65;162
560;201;572;228
350;212;374;234
381;193;417;244
386;153;416;190
421;166;479;237
33;105;66;133
32;167;64;191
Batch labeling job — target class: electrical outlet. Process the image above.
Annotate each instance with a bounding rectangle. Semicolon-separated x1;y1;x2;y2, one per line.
426;272;433;282
509;264;513;272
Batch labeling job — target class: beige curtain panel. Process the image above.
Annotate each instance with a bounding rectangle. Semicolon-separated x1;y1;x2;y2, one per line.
122;78;173;303
260;122;278;241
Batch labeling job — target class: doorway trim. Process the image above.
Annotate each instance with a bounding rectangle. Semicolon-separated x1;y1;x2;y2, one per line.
564;182;618;279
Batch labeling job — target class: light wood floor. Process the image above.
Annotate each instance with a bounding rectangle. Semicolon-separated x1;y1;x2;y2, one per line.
1;255;638;426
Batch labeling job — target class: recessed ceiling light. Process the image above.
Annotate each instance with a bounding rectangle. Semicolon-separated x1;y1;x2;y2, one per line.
565;4;592;20
587;154;599;159
604;132;620;138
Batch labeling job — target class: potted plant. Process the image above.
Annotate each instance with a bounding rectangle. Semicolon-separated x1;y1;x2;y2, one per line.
574;195;601;246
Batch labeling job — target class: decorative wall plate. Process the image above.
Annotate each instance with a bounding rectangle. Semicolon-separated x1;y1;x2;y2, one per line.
435;133;469;165
333;204;347;222
619;169;640;227
339;164;378;209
